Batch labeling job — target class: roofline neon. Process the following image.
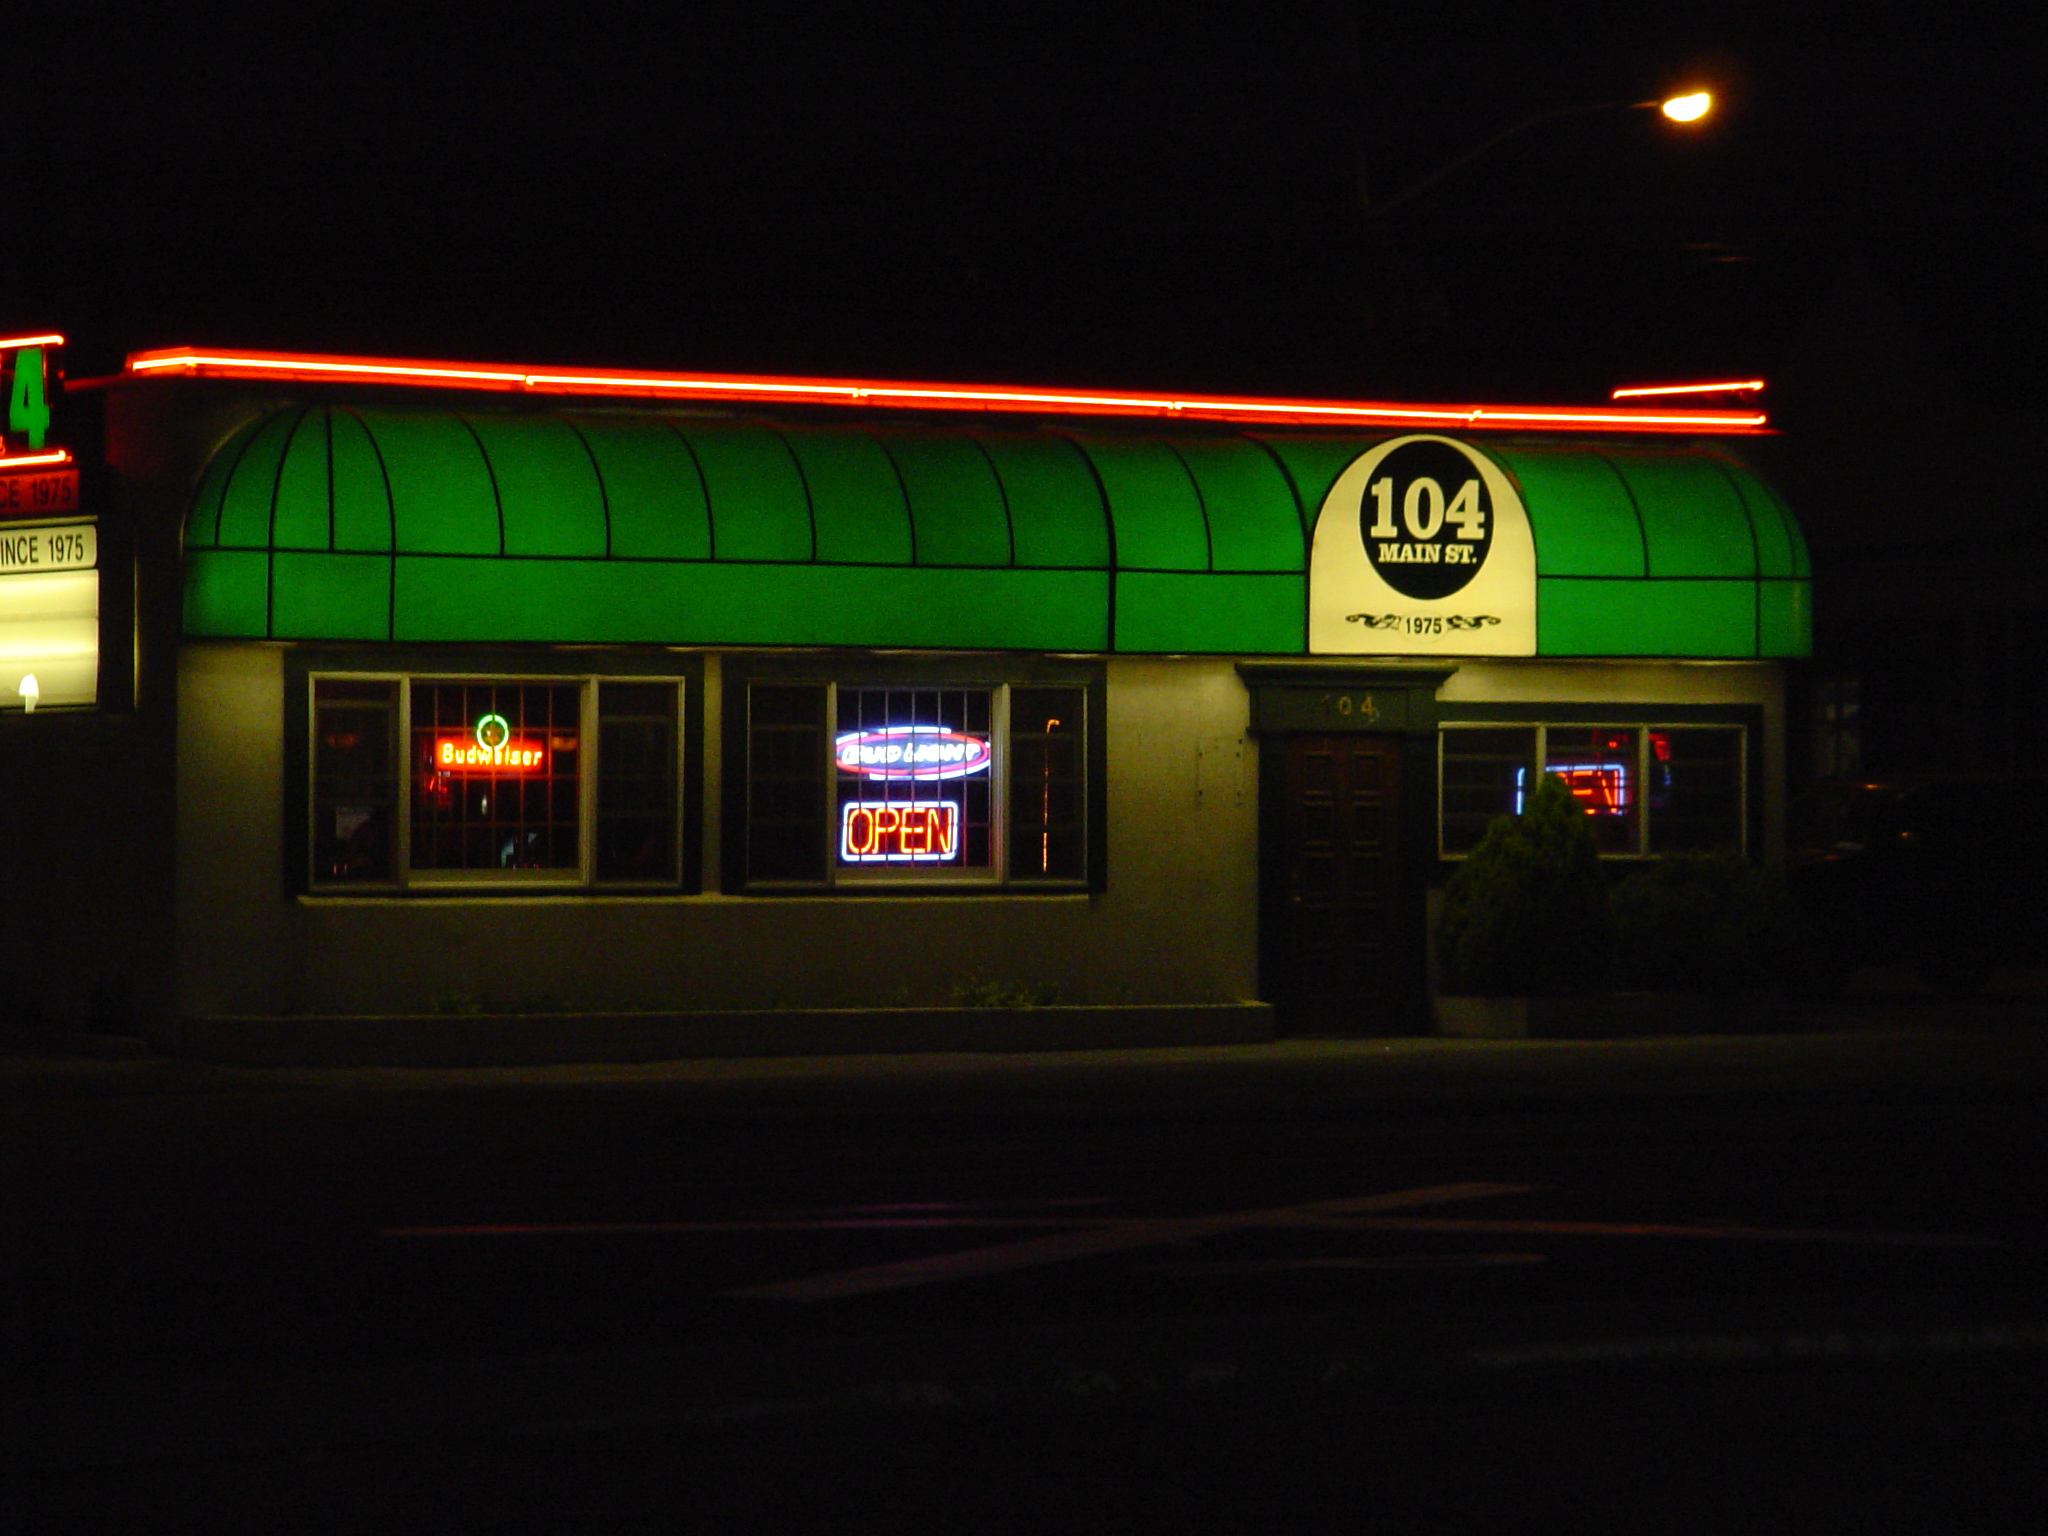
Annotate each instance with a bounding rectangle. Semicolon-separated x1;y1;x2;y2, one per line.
0;333;64;351
1610;379;1765;400
114;347;1769;434
0;449;72;469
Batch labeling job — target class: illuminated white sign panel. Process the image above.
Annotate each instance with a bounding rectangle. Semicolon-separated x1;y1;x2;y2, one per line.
834;726;992;780
1;519;96;710
1308;435;1535;656
840;800;960;862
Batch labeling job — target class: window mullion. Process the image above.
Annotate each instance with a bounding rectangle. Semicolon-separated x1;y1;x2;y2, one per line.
579;678;597;886
397;680;413;885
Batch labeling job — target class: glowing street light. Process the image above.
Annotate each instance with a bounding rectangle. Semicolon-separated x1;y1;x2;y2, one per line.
1361;88;1717;219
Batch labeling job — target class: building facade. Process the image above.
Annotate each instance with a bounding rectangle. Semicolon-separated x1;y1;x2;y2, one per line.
1;346;1807;1057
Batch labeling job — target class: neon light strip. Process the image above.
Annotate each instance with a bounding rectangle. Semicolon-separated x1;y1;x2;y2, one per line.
120;348;1769;434
1610;379;1765;399
0;450;72;469
0;334;64;351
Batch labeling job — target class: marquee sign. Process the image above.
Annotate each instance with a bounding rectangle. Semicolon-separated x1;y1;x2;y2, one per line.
1308;435;1535;656
1;334;93;712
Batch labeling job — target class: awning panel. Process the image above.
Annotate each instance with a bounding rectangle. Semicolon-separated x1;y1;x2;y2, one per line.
467;413;608;558
567;416;709;560
881;429;1012;567
782;426;912;566
182;406;1811;658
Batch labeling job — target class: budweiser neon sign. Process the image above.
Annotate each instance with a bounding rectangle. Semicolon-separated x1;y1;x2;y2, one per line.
834;726;991;780
433;713;547;773
841;801;959;862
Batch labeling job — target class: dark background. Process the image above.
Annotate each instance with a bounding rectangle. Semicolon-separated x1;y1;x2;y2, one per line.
10;4;2044;408
12;3;2048;780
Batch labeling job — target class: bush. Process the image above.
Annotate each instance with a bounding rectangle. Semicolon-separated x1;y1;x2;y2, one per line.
1608;851;1807;995
1436;773;1612;996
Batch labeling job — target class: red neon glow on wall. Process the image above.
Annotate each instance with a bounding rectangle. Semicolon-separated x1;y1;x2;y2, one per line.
841;801;959;863
433;737;548;773
113;347;1769;435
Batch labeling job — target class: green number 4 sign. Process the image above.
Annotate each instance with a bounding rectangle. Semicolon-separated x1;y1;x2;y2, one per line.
7;346;51;450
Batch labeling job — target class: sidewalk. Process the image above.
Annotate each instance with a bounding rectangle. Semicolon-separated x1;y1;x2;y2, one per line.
6;1001;2047;1117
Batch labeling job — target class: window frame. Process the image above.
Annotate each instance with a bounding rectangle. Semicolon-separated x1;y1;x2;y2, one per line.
722;655;1106;895
1437;713;1753;861
288;650;701;896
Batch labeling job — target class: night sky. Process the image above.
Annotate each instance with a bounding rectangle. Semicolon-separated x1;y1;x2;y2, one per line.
12;5;2046;416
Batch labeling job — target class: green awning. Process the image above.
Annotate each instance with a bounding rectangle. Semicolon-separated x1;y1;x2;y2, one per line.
183;406;1809;657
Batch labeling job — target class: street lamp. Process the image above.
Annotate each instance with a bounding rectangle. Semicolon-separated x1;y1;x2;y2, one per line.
1361;90;1715;219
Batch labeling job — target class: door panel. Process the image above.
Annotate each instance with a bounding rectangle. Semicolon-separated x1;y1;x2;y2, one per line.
1272;734;1404;1032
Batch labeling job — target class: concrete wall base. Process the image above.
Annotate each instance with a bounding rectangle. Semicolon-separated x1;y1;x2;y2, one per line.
174;1002;1277;1068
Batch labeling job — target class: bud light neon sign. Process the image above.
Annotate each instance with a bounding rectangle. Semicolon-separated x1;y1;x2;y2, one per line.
835;725;991;780
841;801;960;862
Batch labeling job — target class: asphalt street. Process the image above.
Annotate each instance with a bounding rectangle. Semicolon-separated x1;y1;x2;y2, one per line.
8;1018;2048;1531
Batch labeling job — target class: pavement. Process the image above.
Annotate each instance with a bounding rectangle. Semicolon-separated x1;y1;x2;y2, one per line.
6;997;2047;1117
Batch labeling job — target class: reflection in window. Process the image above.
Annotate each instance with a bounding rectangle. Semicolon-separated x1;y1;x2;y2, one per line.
1542;727;1640;854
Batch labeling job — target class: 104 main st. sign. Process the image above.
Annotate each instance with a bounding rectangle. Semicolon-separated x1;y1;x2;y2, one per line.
1308;435;1536;655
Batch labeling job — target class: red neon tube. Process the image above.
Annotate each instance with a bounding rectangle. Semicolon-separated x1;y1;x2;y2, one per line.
119;347;1769;434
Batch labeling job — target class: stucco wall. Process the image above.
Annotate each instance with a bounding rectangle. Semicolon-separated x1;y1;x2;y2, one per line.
174;646;1263;1018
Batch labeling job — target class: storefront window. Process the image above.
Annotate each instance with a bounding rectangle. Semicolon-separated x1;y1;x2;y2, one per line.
412;681;582;875
313;679;398;882
597;683;681;881
1439;726;1536;855
742;680;1088;888
1439;722;1746;858
310;675;681;889
1008;688;1086;882
1647;728;1745;853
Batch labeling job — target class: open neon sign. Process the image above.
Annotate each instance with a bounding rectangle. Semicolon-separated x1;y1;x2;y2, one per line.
1517;763;1632;816
841;801;959;862
432;713;547;773
835;726;991;780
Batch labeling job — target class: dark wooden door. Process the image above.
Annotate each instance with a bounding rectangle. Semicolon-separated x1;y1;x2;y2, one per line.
1271;734;1404;1033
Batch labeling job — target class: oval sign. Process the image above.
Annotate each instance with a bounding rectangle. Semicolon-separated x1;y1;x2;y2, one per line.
834;726;993;780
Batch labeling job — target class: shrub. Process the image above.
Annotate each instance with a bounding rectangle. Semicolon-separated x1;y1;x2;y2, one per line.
1609;851;1807;995
1436;773;1612;996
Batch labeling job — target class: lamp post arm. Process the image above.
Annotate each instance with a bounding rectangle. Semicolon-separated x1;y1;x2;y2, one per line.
1362;98;1652;220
